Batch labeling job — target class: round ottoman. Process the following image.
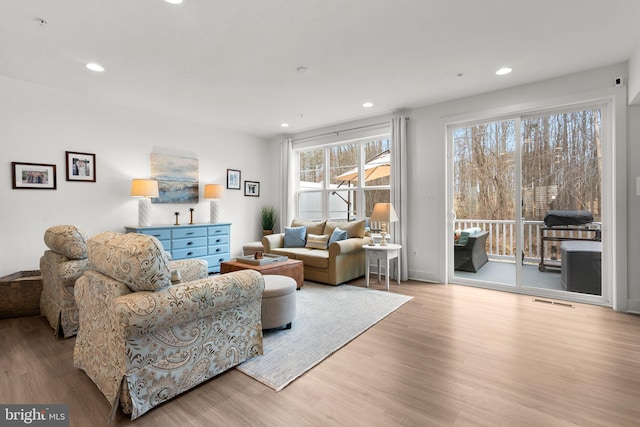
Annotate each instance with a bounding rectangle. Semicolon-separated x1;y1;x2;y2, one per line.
261;275;296;330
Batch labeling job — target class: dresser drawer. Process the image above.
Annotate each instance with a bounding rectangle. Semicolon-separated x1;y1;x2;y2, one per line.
208;244;228;256
172;227;207;239
172;237;207;250
138;229;171;241
203;253;230;270
208;225;229;236
208;235;229;246
172;246;208;259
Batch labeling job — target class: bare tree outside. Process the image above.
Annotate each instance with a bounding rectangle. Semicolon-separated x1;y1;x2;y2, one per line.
453;108;602;260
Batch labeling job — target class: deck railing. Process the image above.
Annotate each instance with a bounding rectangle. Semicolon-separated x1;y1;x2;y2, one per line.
455;219;602;264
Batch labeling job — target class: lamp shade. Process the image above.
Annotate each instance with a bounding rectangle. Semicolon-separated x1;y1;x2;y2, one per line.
370;203;398;223
130;179;159;198
204;183;224;199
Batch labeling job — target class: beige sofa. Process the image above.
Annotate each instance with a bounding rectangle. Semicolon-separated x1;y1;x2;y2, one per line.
262;219;369;285
74;231;264;420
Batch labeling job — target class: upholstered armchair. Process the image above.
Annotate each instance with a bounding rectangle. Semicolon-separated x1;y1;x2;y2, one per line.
40;225;90;337
40;226;209;338
73;231;264;420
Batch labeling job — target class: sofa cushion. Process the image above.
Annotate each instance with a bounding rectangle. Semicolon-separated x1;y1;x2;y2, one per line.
88;231;172;292
284;226;306;247
295;250;330;269
324;220;365;238
305;233;330;249
328;227;348;245
291;219;326;236
44;225;89;260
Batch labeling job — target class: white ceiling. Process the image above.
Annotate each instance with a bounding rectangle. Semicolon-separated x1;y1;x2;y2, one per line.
2;1;640;139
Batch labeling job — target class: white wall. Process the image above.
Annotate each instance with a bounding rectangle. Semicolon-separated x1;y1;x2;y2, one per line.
627;104;640;312
0;77;274;278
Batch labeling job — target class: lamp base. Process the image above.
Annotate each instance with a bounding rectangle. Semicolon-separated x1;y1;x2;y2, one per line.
138;198;152;227
380;232;388;246
210;200;219;224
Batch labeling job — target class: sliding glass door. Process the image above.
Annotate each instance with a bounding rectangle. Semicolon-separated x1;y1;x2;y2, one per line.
452;119;518;286
520;108;603;297
449;104;607;305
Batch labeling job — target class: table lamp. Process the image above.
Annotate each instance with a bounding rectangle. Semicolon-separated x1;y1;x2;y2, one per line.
370;202;398;246
130;179;159;227
204;183;224;223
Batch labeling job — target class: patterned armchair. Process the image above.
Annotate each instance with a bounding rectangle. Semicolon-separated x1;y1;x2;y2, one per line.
40;225;90;337
40;226;209;338
73;231;264;420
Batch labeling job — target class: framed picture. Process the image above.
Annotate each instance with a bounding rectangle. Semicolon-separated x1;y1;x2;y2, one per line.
227;169;241;190
244;180;260;197
65;151;96;182
12;162;57;189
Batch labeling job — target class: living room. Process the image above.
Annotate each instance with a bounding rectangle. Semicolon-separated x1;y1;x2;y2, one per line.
2;1;640;425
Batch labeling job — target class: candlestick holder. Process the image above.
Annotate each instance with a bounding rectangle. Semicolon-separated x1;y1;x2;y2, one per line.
189;208;195;224
174;211;180;226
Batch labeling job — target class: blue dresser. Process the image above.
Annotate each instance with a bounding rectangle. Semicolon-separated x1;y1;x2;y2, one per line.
124;223;231;274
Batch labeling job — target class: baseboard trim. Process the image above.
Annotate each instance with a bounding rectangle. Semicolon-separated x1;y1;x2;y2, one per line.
627;298;640;314
408;269;440;283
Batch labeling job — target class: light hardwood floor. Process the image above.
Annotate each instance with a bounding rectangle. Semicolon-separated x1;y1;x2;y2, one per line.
1;278;640;427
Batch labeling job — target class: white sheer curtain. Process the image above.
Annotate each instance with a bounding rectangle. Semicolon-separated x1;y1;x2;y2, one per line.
391;116;408;281
279;138;294;232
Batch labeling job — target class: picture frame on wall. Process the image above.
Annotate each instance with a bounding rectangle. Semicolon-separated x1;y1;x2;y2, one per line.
65;151;96;182
244;180;260;197
12;162;57;190
227;169;241;190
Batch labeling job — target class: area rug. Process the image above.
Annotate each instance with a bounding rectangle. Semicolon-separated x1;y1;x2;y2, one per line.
236;282;413;391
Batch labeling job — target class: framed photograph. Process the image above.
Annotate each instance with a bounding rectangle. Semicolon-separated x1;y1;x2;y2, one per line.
66;151;96;182
12;162;57;189
227;169;241;190
244;180;260;197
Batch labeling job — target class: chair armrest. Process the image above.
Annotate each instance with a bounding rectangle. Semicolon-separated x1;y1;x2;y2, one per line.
262;233;284;253
168;258;208;283
329;237;369;257
115;270;264;339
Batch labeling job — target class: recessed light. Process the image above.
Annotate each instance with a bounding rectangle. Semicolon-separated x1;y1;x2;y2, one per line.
496;67;512;76
362;102;373;108
281;123;290;128
165;0;183;4
85;63;104;72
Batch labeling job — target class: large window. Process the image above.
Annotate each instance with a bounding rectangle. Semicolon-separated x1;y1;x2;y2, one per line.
295;136;391;223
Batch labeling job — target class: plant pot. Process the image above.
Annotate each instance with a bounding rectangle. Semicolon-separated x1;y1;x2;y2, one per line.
262;230;273;236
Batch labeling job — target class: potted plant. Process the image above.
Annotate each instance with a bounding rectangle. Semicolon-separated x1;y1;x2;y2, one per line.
260;206;277;236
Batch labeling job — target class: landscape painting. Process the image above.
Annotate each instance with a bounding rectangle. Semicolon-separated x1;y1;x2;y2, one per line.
151;153;199;203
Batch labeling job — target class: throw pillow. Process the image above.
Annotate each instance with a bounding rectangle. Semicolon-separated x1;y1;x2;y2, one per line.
328;227;348;245
284;226;307;247
457;231;470;246
305;233;330;249
291;219;326;236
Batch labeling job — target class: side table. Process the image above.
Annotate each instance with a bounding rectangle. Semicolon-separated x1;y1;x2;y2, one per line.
363;243;402;291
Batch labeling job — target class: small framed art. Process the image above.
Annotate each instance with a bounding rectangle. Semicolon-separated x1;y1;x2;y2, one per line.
66;151;96;182
227;169;241;190
12;162;57;189
244;181;260;197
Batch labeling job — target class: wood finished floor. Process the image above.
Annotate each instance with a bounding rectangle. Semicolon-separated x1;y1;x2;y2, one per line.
1;277;640;427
